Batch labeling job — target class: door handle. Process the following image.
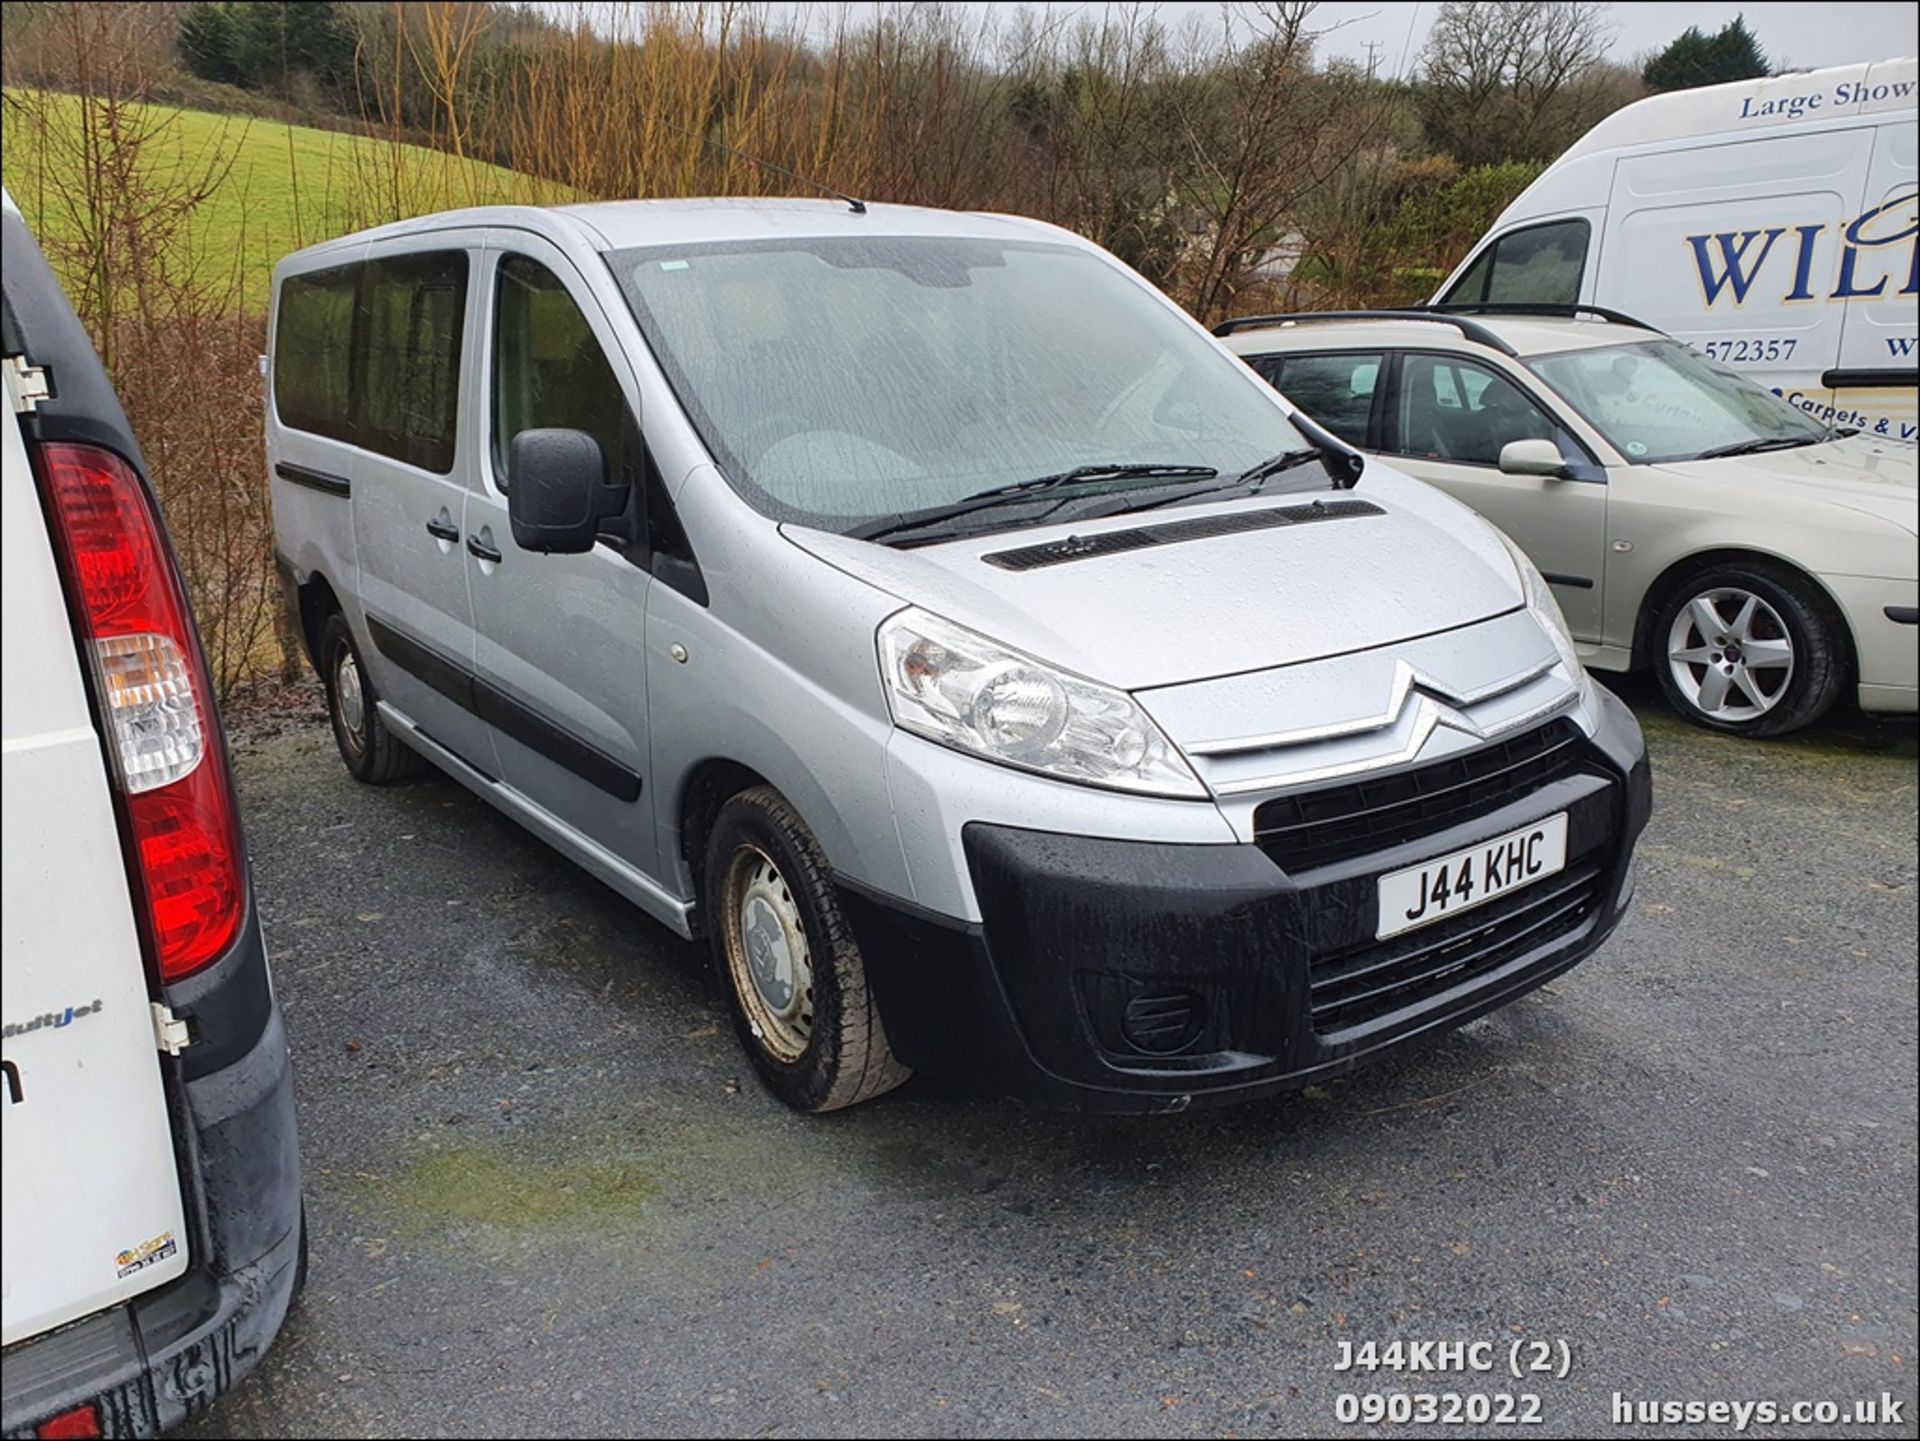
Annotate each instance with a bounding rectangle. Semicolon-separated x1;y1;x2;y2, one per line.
467;534;504;564
425;517;461;542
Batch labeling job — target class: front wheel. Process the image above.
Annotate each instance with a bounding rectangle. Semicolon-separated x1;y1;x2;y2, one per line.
1651;562;1845;737
704;786;908;1112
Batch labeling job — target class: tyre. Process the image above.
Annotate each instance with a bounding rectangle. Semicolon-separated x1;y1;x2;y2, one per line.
703;786;909;1112
1650;560;1846;737
320;612;424;783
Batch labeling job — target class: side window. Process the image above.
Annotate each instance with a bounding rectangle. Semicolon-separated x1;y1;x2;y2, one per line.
1246;355;1287;387
492;254;635;496
1271;352;1381;445
360;251;467;473
1443;219;1590;308
274;264;359;444
1394;354;1565;468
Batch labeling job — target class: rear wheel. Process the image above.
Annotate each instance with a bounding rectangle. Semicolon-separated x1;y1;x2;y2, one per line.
1651;561;1845;737
704;786;908;1112
320;613;423;783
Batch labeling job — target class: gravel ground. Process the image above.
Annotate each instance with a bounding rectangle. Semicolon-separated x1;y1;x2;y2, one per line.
187;678;1917;1439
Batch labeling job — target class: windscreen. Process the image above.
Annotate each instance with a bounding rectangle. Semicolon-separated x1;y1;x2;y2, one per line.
608;236;1305;529
1527;340;1828;463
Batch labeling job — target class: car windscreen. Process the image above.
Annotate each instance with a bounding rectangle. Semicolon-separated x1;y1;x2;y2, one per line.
1526;339;1828;464
606;236;1305;531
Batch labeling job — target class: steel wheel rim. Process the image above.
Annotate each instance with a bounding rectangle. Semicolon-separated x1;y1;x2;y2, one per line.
335;647;367;748
1667;587;1794;723
721;845;814;1063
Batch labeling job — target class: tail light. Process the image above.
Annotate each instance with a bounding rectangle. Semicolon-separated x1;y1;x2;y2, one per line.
36;1403;102;1439
32;441;243;981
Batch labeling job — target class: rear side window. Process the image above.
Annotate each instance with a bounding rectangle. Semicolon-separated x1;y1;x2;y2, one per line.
1270;352;1380;445
360;252;468;474
274;266;358;444
1443;219;1590;308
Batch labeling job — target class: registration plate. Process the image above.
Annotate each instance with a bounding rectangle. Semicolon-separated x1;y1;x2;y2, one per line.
1376;812;1569;940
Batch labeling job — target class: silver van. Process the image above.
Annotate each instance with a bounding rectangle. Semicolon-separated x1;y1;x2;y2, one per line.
267;200;1651;1113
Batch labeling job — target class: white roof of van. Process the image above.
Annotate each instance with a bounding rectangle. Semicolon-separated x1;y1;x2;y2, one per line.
1558;57;1916;160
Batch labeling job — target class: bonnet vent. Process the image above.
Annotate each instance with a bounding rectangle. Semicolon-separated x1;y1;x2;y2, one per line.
982;498;1384;572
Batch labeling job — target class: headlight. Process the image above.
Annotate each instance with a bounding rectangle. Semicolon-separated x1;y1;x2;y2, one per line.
1497;530;1588;690
877;607;1206;798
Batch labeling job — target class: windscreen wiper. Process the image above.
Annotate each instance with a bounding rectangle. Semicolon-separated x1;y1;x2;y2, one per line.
1695;435;1823;460
847;463;1217;544
1235;447;1330;486
1089;447;1331;519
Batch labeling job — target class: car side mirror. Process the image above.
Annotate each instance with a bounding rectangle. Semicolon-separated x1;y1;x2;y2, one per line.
506;428;627;554
1498;438;1571;479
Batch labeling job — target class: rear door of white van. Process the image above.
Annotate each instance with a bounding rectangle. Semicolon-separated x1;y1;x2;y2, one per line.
1598;125;1874;422
1;363;190;1346
1832;119;1918;444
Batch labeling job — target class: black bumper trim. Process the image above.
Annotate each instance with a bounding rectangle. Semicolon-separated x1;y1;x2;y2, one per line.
849;689;1649;1113
1886;605;1919;626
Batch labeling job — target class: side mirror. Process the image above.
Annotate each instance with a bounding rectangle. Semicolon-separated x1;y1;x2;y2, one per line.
506;428;627;554
1498;438;1571;479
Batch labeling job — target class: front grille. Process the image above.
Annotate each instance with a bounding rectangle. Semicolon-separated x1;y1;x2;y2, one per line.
1309;861;1604;1034
981;498;1383;571
1253;720;1587;874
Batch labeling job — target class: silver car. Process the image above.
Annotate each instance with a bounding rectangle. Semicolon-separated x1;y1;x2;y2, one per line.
1219;307;1919;737
267;201;1649;1112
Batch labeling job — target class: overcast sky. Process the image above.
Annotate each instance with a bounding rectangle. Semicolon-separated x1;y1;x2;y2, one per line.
781;2;1918;75
1249;0;1918;74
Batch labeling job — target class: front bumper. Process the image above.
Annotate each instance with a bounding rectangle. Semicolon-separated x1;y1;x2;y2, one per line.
1823;573;1920;713
849;686;1650;1113
2;918;302;1438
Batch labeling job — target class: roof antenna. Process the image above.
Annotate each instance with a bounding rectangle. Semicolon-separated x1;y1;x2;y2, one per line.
650;112;867;214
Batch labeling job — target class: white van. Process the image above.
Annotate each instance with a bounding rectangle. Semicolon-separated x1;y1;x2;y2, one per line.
3;194;301;1435
1435;59;1918;443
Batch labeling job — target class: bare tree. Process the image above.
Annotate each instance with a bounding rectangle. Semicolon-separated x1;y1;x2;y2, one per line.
1161;2;1387;321
1419;1;1616;165
4;4;286;694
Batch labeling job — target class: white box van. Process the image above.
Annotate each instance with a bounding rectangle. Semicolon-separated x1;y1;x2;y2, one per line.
1435;59;1918;443
2;194;301;1436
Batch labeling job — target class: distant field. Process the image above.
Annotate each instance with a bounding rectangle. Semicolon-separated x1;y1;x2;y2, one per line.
2;90;555;311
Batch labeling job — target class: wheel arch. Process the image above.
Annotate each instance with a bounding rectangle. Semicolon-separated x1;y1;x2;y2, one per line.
676;758;774;935
294;569;344;670
1631;547;1857;682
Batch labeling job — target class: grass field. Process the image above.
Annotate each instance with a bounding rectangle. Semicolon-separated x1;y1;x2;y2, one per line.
2;90;555;311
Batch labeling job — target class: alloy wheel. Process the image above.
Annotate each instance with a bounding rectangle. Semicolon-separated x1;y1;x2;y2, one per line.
1666;587;1795;723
